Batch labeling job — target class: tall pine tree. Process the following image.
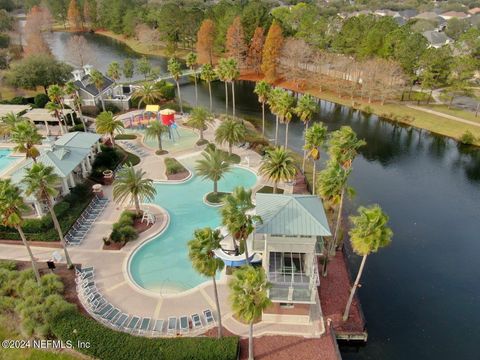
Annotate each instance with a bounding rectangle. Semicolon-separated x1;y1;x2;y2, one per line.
261;21;283;83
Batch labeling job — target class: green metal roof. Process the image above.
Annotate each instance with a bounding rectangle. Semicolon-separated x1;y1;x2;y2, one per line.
255;193;332;237
54;131;100;149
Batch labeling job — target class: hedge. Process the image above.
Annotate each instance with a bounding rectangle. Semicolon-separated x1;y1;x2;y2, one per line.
51;309;239;360
0;184;93;242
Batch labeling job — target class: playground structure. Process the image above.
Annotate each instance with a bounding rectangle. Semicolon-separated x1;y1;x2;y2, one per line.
123;106;181;142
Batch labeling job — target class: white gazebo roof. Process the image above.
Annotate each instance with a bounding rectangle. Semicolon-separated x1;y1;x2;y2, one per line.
0;104;31;118
25;108;74;123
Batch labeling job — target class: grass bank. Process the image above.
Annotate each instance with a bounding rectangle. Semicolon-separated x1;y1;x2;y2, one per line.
240;74;480;146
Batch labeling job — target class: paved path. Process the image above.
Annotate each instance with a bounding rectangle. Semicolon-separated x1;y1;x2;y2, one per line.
0;113;324;339
407;104;480;128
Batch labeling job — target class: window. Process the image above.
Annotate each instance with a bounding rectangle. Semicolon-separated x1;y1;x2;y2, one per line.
280;303;294;309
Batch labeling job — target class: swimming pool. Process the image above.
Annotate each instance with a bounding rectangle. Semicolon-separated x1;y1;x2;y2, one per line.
128;156;258;294
0;149;18;175
126;126;199;153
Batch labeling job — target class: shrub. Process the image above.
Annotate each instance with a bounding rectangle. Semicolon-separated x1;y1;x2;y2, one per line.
8;96;28;105
0;184;93;242
0;267;74;337
115;134;137;140
164;157;187;175
109;211;138;243
110;225;138;243
363;105;374;114
51;309;239;360
104;103;120;114
0;260;16;271
196;139;209;146
154;80;175;100
460;130;476;145
81;106;100;117
34;93;49;108
69;123;85;132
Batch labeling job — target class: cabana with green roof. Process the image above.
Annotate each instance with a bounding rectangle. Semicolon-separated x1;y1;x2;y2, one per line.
252;193;331;324
9;132;101;217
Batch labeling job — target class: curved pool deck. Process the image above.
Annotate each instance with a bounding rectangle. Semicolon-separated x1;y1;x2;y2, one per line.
128;157;259;295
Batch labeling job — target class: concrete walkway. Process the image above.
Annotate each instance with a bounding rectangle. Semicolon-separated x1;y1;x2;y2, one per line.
407;104;480;128
0;113;324;338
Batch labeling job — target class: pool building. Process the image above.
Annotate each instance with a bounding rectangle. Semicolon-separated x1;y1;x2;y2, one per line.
251;193;331;324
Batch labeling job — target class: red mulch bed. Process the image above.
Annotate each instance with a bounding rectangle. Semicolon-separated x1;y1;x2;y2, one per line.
203;327;340;360
166;171;189;181
319;251;365;333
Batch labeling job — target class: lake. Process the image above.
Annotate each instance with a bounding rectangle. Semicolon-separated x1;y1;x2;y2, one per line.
49;31;480;360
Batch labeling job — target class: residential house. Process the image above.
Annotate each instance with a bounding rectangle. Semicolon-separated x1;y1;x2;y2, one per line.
251;193;331;324
468;7;480;15
9;132;101;217
422;30;453;48
66;65;133;111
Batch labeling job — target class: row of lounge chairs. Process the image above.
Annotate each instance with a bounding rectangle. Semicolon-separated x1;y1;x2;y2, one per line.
76;266;216;336
65;196;109;246
121;141;149;157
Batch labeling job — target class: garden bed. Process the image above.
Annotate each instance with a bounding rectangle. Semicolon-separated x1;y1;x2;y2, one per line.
165;157;189;180
103;211;151;250
256;186;284;194
205;192;230;205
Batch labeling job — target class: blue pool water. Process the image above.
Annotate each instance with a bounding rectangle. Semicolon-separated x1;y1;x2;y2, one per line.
128;157;258;293
0;149;17;173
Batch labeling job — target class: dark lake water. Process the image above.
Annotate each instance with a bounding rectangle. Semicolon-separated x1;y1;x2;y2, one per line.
49;32;480;360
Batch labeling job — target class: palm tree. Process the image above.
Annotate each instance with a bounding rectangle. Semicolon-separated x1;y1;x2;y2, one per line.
229;266;271;360
327;126;365;247
145;121;169;153
214;118;246;156
107;61;121;85
276;90;296;149
132;83;162;109
0;112;26;138
304;122;328;193
254;81;271;136
0;179;41;284
113;164;157;216
296;94;319;171
186;52;199;106
10;121;42;163
195;147;232;195
188;227;224;338
200;64;216;112
328;126;366;170
317;163;352;276
45;101;66;135
216;59;230;115
220;186;262;262
295;94;318;131
267;88;283;146
95;111;124;147
259;147;296;193
64;81;87;132
167;58;183;113
224;58;239;118
187;107;214;141
22;163;73;269
343;205;392;321
90;69;106;111
47;84;73;126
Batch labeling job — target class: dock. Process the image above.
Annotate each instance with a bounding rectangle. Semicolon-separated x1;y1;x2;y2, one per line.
318;250;368;343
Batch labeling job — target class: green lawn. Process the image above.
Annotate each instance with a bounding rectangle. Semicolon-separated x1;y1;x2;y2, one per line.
298;86;480;146
420;104;480;124
256;185;284;194
206;191;229;204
